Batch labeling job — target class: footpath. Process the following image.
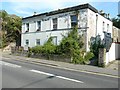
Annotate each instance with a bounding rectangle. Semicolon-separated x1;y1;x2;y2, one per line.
1;52;119;78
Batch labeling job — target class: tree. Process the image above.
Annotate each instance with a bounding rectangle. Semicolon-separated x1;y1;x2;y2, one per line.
0;10;22;48
111;17;120;29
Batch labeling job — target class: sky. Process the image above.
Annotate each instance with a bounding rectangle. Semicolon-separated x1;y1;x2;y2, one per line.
0;0;120;18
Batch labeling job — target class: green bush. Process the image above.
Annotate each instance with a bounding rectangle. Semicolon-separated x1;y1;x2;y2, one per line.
90;36;104;58
30;26;94;64
84;52;94;61
43;37;56;55
30;37;57;59
31;45;44;54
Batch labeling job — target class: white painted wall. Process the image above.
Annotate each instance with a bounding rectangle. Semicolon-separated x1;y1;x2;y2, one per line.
96;14;113;38
86;9;113;51
106;43;120;65
21;8;113;52
21;30;69;48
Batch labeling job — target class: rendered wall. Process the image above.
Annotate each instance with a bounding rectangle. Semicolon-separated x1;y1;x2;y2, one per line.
106;43;120;65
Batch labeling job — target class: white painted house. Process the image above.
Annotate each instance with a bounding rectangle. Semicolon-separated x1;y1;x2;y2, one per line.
21;3;113;51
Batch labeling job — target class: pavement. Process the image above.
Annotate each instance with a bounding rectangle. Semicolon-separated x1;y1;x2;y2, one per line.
1;52;119;78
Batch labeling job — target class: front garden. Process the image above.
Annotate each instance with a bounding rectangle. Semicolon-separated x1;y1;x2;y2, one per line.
28;26;94;64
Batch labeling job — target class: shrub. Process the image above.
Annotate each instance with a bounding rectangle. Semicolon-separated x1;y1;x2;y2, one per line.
43;37;56;55
90;36;104;58
31;45;44;54
30;26;94;64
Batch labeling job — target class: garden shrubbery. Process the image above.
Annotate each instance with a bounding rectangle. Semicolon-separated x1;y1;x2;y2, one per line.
30;26;94;64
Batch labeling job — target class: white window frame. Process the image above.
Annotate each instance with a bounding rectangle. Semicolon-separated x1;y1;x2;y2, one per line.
107;24;109;32
25;39;29;46
71;15;78;28
53;18;57;30
26;23;29;32
36;39;40;45
36;21;41;31
52;36;57;45
103;21;105;31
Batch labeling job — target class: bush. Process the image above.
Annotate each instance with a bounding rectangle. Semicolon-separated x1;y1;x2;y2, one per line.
30;37;57;59
30;26;94;64
90;36;104;58
31;45;44;54
43;37;56;55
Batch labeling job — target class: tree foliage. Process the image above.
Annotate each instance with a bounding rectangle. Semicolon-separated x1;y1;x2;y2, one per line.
111;17;120;29
0;10;22;48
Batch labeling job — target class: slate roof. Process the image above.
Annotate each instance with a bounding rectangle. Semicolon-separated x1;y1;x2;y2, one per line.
22;3;98;20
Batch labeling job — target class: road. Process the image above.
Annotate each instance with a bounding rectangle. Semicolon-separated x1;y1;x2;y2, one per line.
1;57;119;88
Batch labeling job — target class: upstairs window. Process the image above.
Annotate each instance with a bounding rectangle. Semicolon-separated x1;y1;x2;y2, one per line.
102;21;105;31
107;24;109;32
26;23;29;32
37;21;41;31
36;39;40;45
71;15;78;28
53;18;57;30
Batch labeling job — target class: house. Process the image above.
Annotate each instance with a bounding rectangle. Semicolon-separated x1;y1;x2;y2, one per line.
21;3;113;51
112;26;120;43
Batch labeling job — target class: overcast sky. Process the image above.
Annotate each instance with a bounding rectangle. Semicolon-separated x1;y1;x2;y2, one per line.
0;0;119;18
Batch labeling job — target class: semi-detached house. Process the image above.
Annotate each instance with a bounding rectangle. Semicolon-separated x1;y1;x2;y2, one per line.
21;3;113;51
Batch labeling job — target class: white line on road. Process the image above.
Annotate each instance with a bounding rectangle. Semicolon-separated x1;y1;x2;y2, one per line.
30;69;84;83
0;61;21;68
30;69;54;76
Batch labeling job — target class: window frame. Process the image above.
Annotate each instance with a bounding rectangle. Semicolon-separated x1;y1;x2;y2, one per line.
52;18;57;30
71;15;78;28
26;23;29;32
102;21;105;31
52;36;57;45
107;24;109;32
37;21;41;31
25;39;29;46
36;39;40;45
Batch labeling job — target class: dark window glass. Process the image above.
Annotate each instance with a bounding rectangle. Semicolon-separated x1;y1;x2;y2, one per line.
26;39;29;45
37;21;41;31
26;23;29;31
71;15;77;27
103;21;105;31
107;24;109;32
53;18;57;30
36;39;40;45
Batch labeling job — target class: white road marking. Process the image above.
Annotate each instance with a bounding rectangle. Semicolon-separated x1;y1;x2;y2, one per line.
0;61;21;68
30;69;54;76
30;69;84;83
56;76;83;83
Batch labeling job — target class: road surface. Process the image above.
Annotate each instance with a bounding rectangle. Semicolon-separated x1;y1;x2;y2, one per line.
1;57;119;88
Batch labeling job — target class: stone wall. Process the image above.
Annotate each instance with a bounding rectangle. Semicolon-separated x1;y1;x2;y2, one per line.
98;48;106;67
11;46;71;63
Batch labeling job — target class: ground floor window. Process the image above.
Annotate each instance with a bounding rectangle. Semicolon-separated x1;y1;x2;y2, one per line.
25;39;29;45
36;39;40;45
52;36;57;45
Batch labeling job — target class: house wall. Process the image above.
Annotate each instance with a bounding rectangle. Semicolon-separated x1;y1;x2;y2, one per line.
87;9;112;51
21;8;113;52
106;43;120;65
96;14;113;40
21;9;89;49
112;26;120;42
87;9;96;51
21;30;69;48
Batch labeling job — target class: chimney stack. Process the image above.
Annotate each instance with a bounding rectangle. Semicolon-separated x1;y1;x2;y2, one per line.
34;12;37;15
